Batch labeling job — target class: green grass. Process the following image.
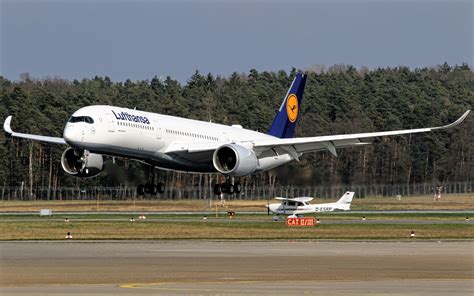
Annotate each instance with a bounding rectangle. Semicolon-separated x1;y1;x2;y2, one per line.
0;212;471;220
1;194;472;212
0;218;472;240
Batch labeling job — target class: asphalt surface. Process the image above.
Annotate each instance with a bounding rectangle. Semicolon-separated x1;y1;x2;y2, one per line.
1;241;472;295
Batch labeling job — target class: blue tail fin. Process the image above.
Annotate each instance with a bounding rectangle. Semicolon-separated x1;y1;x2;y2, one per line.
268;72;307;138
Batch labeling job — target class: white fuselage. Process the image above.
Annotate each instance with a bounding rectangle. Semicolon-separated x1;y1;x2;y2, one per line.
268;201;350;215
63;105;294;173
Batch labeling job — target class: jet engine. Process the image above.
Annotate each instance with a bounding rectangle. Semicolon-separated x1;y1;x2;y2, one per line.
61;148;104;177
213;144;258;176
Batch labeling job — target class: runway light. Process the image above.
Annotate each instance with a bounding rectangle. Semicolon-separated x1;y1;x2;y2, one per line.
130;217;135;222
316;218;320;225
203;216;207;220
466;217;469;222
64;218;70;223
362;216;366;221
410;231;415;238
65;232;72;239
139;215;146;220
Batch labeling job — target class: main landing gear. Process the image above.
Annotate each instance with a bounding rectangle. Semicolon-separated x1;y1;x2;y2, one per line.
213;177;242;195
137;166;165;196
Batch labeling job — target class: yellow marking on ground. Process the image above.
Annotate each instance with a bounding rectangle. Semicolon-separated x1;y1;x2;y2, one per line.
120;282;168;289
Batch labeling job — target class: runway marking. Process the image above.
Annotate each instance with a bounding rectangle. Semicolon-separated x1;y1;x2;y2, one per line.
120;282;169;289
119;279;473;294
120;280;279;289
120;280;315;293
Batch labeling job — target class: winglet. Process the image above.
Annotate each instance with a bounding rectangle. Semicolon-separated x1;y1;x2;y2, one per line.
2;115;66;145
432;110;471;130
3;116;13;134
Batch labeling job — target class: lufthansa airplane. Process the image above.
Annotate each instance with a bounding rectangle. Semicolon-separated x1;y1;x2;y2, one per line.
3;73;471;195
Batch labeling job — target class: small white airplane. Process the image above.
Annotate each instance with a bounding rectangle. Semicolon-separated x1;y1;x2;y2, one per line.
2;72;470;196
268;191;355;216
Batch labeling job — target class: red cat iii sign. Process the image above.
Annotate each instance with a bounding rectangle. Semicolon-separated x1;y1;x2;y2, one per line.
285;217;316;227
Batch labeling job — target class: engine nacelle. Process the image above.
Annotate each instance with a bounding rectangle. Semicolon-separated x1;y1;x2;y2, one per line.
61;148;104;178
213;144;258;176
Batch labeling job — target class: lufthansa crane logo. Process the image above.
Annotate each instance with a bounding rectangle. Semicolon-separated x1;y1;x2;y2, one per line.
286;94;298;123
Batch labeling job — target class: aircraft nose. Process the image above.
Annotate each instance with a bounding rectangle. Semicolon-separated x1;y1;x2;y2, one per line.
63;125;79;144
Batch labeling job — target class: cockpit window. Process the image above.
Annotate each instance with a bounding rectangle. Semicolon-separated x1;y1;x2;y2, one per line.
69;116;94;124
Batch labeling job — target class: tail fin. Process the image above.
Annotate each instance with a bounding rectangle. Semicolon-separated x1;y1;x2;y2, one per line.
333;191;354;211
337;191;355;205
268;72;307;138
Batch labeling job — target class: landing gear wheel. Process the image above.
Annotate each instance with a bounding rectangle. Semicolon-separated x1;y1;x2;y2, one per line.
138;165;167;196
227;183;234;195
213;184;222;195
137;184;145;196
151;184;158;195
144;183;152;194
220;182;228;194
234;182;242;194
215;178;240;196
157;182;165;194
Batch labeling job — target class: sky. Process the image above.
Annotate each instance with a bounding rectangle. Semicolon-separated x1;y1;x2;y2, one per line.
1;0;472;83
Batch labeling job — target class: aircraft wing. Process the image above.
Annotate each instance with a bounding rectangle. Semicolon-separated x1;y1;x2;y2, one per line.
253;110;470;158
275;197;314;202
3;116;66;145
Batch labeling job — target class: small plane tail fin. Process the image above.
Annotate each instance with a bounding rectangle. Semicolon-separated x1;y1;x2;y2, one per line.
336;191;355;205
267;72;307;138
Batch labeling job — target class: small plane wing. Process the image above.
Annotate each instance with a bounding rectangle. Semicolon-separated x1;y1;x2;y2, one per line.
275;196;314;202
253;110;471;157
3;116;66;145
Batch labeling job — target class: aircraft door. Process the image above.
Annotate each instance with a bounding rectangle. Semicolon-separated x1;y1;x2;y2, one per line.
108;119;115;132
286;201;297;212
220;132;230;143
80;123;85;142
156;127;162;139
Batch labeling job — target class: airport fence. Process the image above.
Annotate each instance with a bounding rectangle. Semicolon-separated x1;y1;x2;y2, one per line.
0;181;472;201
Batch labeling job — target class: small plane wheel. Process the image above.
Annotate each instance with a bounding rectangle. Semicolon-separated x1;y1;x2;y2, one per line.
213;184;222;195
157;183;165;194
234;182;242;194
137;184;145;196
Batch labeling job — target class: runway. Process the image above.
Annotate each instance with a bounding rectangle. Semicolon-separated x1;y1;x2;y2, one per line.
1;241;472;295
